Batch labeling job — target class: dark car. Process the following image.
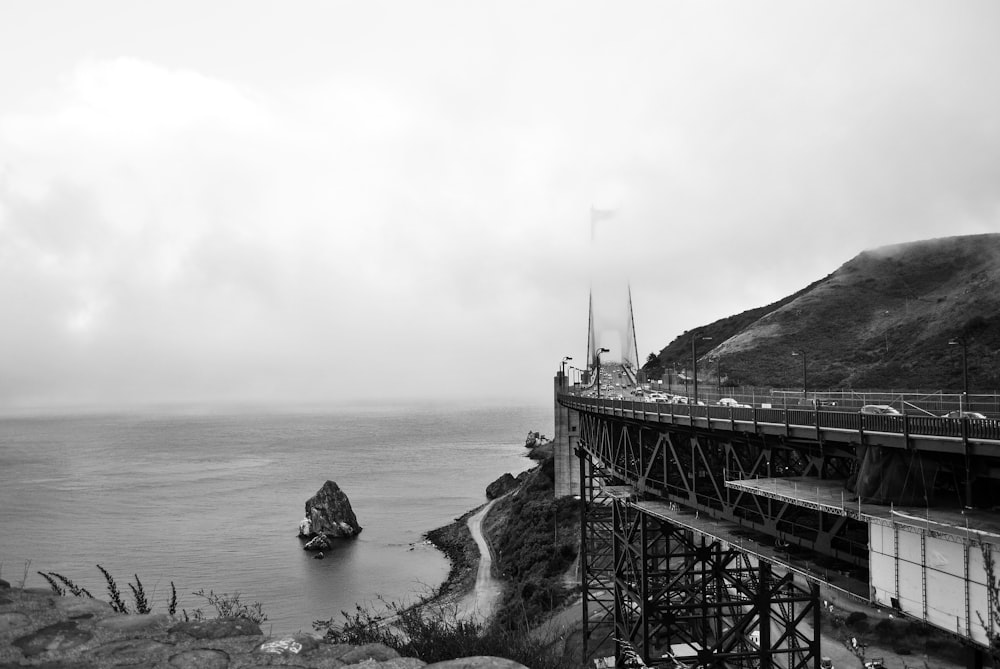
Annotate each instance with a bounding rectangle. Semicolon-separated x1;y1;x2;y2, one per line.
942;410;987;419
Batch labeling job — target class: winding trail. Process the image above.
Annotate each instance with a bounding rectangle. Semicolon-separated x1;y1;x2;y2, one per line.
455;498;503;623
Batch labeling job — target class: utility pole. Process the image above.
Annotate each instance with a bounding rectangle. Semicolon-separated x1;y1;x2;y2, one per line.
691;336;713;406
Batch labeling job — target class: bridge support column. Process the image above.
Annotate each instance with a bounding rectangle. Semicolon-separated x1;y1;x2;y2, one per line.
554;372;581;497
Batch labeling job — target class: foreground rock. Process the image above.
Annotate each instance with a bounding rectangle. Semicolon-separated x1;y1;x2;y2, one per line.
299;480;363;548
0;584;528;668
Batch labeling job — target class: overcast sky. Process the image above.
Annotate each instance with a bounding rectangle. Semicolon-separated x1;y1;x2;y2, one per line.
1;1;998;410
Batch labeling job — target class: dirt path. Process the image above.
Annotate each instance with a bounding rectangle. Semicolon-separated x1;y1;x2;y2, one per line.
454;498;502;623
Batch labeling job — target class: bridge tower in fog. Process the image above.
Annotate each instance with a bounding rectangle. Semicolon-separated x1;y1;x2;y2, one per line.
555;206;642;497
586;284;641;383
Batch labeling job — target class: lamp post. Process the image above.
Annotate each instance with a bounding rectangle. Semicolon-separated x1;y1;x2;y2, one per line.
691;336;713;406
561;356;572;377
596;347;610;401
792;350;807;401
714;356;723;395
949;338;968;411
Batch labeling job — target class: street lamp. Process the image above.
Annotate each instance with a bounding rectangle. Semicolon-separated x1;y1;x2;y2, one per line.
596;347;610;400
691;336;713;406
561;356;572;377
949;338;968;411
792;350;807;401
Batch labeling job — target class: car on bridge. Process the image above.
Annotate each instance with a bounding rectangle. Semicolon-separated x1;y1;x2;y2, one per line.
942;410;987;419
805;398;838;408
718;397;751;408
860;405;901;415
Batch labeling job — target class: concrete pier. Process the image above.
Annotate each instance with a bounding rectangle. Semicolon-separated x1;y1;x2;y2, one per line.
553;372;580;498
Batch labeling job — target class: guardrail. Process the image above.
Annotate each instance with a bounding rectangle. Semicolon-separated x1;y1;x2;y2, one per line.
559;394;1000;443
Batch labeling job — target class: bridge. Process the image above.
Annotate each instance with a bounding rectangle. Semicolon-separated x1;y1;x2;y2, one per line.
554;364;1000;668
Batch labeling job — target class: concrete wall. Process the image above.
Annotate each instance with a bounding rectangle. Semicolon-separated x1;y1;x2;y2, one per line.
554;372;581;498
870;520;995;646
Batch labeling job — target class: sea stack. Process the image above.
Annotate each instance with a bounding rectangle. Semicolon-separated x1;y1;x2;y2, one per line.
299;480;362;550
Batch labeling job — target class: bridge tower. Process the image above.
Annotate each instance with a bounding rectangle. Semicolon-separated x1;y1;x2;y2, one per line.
555;282;640;497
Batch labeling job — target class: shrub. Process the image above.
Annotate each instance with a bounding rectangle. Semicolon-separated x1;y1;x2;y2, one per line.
34;567;252;621
185;589;267;624
845;611;868;626
314;598;576;669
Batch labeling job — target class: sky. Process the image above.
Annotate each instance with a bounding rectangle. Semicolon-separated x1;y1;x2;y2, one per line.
1;1;999;410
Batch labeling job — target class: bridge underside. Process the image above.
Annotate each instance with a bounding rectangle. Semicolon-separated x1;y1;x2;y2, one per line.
579;411;872;572
580;441;821;668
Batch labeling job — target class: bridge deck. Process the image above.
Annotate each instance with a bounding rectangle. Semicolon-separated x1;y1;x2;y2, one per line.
727;477;1000;542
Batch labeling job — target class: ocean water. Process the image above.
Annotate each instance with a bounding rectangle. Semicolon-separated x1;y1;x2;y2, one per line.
0;402;550;633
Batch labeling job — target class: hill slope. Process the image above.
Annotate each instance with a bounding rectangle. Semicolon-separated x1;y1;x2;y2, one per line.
644;233;1000;391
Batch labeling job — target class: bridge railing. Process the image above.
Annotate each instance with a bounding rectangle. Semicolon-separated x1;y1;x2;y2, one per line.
561;395;1000;443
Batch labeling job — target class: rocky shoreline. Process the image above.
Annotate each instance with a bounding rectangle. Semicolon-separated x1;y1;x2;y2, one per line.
424;506;482;603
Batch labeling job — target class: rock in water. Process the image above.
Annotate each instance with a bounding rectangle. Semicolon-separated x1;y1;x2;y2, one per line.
303;535;331;551
298;517;312;537
303;480;362;539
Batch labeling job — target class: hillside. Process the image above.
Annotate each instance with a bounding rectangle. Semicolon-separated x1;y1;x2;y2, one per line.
644;233;1000;392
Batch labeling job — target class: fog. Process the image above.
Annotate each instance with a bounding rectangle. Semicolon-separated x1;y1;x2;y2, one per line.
1;1;998;410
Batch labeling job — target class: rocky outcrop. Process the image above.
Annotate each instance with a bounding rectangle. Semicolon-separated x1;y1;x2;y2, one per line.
299;481;362;550
523;431;549;449
523;431;553;460
486;473;519;500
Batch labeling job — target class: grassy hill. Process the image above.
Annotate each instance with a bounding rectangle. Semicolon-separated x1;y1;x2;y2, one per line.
643;233;1000;392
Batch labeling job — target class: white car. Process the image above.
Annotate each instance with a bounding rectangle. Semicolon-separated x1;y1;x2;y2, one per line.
718;397;751;408
860;405;901;415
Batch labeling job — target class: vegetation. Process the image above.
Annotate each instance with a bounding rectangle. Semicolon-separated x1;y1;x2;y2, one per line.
314;598;577;669
185;588;267;624
643;234;1000;392
490;454;580;629
823;602;965;665
29;565;265;623
979;544;1000;665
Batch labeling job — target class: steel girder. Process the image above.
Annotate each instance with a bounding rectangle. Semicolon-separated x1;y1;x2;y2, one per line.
578;411;869;567
614;499;821;668
579;439;821;668
579;440;618;664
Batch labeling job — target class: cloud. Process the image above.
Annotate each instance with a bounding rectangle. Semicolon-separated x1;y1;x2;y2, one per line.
0;57;585;406
2;2;1000;408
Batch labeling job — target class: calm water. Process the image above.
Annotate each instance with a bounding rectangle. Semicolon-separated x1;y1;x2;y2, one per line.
0;402;550;633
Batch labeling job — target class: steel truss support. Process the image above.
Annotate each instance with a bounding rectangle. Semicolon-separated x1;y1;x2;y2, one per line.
613;499;820;668
577;412;869;567
579;441;820;668
579;440;618;664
